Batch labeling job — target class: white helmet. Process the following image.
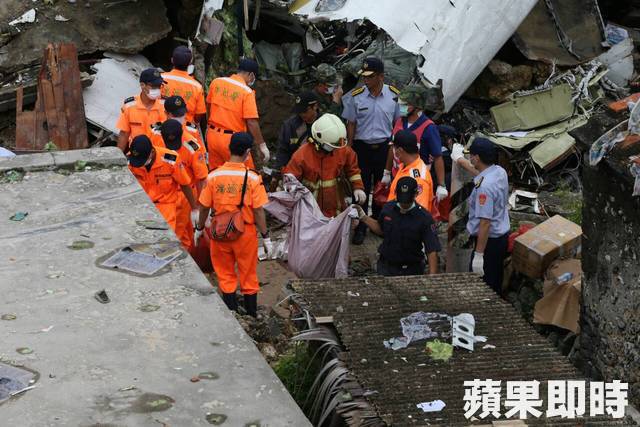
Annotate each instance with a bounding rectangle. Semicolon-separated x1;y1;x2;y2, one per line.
311;113;346;151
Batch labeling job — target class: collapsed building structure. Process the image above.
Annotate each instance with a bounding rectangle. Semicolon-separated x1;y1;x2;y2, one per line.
1;0;640;425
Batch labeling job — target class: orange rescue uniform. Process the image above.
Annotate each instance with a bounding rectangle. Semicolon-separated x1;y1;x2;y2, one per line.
129;147;191;231
161;69;207;123
388;156;435;214
198;162;268;295
116;96;166;147
205;74;258;170
284;143;364;218
150;127;208;250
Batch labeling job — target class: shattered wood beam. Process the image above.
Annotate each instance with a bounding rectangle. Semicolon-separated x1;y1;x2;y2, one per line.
14;43;88;151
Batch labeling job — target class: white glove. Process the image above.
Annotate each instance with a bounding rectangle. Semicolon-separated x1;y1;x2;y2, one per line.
381;169;392;186
262;237;274;257
352;204;366;219
190;210;199;227
436;185;448;202
353;189;366;204
471;251;484;276
259;143;270;163
194;228;204;246
451;143;465;162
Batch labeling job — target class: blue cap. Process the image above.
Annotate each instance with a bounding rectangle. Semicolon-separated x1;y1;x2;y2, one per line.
172;46;192;68
392;130;418;151
466;137;496;157
161;119;183;151
164;95;187;117
229;132;254;153
359;57;384;76
128;135;152;167
396;176;418;204
140;68;165;86
238;58;259;75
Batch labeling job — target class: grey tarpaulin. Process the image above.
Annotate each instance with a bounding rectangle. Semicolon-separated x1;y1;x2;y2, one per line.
264;174;354;279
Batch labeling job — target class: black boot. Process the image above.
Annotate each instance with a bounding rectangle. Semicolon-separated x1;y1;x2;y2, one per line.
221;292;238;312
352;222;367;245
243;294;257;318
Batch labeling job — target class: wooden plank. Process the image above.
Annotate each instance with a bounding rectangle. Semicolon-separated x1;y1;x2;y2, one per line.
58;44;87;149
48;45;71;150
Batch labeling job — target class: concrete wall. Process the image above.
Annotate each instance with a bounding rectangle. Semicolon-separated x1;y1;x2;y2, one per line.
579;160;640;408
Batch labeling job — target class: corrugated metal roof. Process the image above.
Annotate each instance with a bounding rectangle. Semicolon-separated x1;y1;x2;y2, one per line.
291;273;628;426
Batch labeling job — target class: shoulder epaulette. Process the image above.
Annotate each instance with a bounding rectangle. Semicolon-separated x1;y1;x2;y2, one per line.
186;139;200;152
162;152;178;163
123;96;135;105
351;86;365;96
389;85;401;95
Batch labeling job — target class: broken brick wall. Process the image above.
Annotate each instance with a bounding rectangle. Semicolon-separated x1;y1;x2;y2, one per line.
579;159;640;408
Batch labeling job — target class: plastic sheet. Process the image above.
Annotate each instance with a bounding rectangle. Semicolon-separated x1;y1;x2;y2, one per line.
383;312;451;351
263;174;354;279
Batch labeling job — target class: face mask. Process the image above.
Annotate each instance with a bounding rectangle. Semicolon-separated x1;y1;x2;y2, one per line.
397;202;415;213
398;103;409;116
321;143;335;153
248;73;256;87
173;115;186;125
326;85;335;95
147;88;161;100
187;64;195;75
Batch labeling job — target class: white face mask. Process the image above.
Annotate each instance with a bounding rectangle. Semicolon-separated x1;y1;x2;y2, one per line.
248;73;256;87
326;85;335;95
147;88;161;100
321;143;335;153
187;64;195;75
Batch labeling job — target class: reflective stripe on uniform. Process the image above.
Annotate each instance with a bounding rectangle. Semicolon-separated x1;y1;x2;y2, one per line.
162;74;202;89
349;174;362;182
219;77;252;93
207;169;259;181
302;178;337;189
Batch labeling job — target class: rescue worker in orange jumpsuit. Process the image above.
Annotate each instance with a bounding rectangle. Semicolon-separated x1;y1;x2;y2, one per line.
161;46;207;125
194;133;269;317
284;113;366;217
156;95;205;149
158;119;208;251
205;58;270;171
116;68;167;151
127;135;193;232
387;130;435;215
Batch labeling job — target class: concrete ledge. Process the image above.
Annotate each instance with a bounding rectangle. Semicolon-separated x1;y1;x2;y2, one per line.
0;147;126;173
51;146;127;169
0;152;55;172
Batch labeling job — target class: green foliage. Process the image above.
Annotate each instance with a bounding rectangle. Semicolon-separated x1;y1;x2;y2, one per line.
553;184;582;225
273;342;319;406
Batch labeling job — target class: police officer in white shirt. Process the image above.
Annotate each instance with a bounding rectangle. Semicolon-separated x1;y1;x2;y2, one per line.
464;138;510;294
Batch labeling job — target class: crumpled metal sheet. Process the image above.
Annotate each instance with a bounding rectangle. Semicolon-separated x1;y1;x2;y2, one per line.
529;132;576;169
512;0;606;66
263;174;354;279
292;0;537;111
83;53;153;134
490;83;574;132
486;115;588;151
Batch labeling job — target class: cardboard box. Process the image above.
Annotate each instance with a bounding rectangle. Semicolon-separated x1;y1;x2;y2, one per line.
512;215;582;278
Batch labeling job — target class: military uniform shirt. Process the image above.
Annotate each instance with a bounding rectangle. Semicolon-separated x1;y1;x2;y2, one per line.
341;84;401;143
377;201;441;265
275;115;312;170
466;164;510;237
